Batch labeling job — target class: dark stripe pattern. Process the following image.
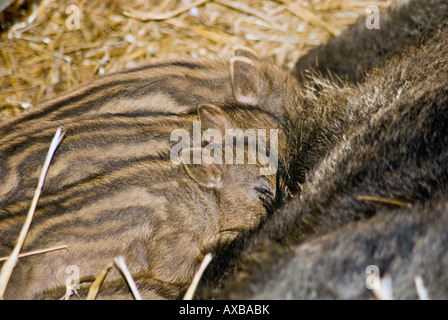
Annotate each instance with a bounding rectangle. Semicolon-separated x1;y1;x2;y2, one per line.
0;55;297;299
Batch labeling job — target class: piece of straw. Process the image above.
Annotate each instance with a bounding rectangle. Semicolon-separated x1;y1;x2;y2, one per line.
123;0;210;21
371;275;393;300
183;253;213;300
214;0;276;26
0;127;65;299
414;275;430;300
276;0;338;37
86;263;113;300
0;244;69;262
114;256;142;300
357;195;412;208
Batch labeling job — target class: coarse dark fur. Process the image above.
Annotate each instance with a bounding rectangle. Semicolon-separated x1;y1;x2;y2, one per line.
244;193;448;300
294;0;448;85
276;0;448;192
197;8;448;299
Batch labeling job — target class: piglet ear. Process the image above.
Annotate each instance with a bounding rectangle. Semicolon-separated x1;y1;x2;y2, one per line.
230;57;261;105
233;46;259;60
198;103;234;136
183;149;223;189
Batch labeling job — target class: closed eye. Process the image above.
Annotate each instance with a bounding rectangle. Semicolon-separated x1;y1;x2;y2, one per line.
254;187;274;213
254;187;271;196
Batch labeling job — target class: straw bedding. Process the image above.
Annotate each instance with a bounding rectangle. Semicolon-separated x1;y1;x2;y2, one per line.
0;0;398;122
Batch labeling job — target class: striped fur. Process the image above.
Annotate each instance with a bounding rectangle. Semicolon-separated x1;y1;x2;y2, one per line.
0;50;301;138
0;49;295;299
0;104;286;299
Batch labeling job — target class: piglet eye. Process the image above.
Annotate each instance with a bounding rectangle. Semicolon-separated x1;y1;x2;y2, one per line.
255;186;275;214
254;187;271;196
254;186;274;202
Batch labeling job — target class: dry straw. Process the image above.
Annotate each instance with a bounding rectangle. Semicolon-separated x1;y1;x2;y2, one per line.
114;256;143;300
0;127;65;299
183;253;213;300
86;263;113;300
357;195;412;208
0;0;399;122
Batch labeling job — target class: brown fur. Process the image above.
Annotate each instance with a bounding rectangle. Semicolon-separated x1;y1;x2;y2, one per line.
0;49;297;299
198;23;448;300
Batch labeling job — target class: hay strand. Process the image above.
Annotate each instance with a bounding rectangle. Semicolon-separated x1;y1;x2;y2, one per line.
414;275;430;300
183;253;213;300
371;275;393;300
114;256;142;300
124;0;211;21
357;195;412;208
0;244;69;262
87;263;113;300
0;127;65;299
